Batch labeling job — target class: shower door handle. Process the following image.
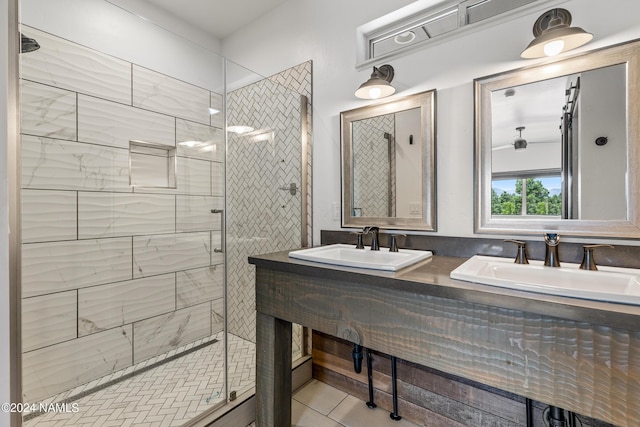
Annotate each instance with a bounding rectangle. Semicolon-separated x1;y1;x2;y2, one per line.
211;208;224;254
278;183;297;195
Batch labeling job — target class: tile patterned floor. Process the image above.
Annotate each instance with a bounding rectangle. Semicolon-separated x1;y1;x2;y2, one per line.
247;380;420;427
24;333;255;427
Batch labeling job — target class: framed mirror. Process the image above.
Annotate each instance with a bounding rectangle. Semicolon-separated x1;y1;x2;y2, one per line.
475;39;640;237
341;90;436;230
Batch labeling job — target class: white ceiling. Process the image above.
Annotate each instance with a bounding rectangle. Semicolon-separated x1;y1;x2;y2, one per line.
144;0;289;40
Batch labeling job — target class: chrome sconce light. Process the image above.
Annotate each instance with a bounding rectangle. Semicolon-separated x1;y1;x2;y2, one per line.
521;8;592;59
355;64;396;99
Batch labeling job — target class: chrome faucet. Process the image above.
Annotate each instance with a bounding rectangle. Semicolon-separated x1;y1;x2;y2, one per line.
543;233;561;267
362;226;380;251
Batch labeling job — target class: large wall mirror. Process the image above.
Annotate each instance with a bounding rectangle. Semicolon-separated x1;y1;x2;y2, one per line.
475;39;640;237
341;90;436;230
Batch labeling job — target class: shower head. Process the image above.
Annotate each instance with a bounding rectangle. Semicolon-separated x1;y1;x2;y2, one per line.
20;33;40;53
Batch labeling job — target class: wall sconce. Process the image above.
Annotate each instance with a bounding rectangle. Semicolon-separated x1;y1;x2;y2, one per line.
355;64;396;99
521;8;592;59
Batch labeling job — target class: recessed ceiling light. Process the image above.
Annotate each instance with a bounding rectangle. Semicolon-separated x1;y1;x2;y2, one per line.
394;31;416;45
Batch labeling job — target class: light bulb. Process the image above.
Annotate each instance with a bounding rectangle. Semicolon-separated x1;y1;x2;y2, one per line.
369;87;382;99
544;40;565;56
179;140;199;147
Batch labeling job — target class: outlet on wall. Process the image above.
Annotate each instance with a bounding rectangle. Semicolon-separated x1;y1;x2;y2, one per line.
332;202;341;220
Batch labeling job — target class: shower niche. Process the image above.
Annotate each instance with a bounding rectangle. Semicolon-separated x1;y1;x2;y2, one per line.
129;140;177;189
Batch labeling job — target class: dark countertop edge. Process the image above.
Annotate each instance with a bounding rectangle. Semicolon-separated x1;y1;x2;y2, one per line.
249;250;640;331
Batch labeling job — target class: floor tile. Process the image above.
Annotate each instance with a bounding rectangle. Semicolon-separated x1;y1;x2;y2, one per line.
293;379;348;415
23;333;255;427
292;400;345;427
328;395;419;427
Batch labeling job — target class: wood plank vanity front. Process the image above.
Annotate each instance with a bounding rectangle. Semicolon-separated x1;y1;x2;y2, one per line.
249;251;640;427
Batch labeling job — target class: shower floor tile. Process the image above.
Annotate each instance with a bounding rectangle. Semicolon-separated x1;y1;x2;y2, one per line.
24;333;255;427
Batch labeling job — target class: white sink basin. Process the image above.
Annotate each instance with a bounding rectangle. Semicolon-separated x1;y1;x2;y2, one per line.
450;255;640;305
288;244;433;272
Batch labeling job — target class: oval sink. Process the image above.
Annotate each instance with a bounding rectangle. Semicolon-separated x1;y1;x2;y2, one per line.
450;255;640;305
288;244;433;271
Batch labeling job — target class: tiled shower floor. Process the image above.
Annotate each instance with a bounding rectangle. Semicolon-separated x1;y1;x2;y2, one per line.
24;332;255;426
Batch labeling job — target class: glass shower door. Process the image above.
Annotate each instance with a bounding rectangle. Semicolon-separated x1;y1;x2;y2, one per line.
225;63;309;397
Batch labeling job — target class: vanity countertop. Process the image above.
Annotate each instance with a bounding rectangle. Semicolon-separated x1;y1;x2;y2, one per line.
249;250;640;331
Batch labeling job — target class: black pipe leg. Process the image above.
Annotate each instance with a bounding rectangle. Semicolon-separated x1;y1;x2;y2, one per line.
525;398;534;427
352;344;363;374
365;349;376;409
390;356;402;421
547;406;568;427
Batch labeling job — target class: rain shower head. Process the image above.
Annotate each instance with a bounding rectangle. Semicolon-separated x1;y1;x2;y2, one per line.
20;33;40;53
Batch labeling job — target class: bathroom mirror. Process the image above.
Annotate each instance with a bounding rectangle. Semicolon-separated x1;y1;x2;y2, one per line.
341;90;436;230
475;39;640;237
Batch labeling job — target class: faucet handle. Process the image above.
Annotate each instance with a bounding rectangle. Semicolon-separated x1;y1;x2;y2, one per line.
388;234;406;252
579;244;614;271
350;231;365;249
504;239;529;264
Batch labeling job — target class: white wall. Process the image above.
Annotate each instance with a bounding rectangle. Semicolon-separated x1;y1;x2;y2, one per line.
578;65;627;220
395;107;423;218
21;0;225;92
222;0;640;243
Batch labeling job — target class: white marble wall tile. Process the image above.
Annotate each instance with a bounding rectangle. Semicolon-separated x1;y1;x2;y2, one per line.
176;119;224;162
211;231;224;265
211;298;224;334
21;189;77;243
78;95;175;149
78;274;175;337
22;325;133;402
19;27;131;104
212;162;224;196
22;238;133;298
133;302;210;364
133;232;210;278
210;92;223;129
20;80;77;141
179;157;211;195
22;291;77;353
78;192;175;239
21;135;132;192
133;65;210;125
176;266;223;309
176;195;222;232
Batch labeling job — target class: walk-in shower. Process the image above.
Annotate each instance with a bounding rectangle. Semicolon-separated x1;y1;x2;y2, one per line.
16;0;311;424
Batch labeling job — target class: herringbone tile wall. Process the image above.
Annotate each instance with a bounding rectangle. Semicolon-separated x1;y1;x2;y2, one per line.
226;62;312;358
